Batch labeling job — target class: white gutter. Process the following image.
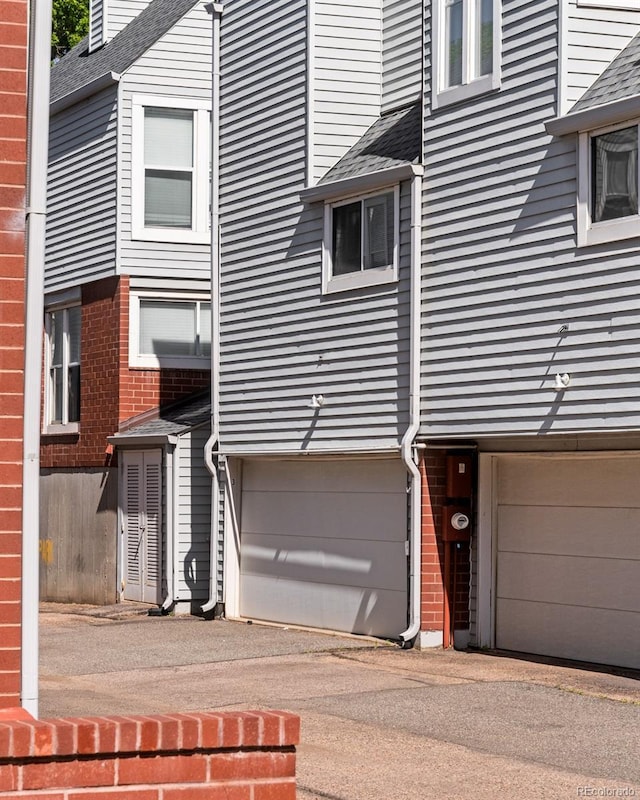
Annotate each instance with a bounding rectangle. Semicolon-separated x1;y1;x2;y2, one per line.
546;93;640;137
22;0;53;718
202;1;223;615
398;171;423;648
300;164;424;203
161;445;176;612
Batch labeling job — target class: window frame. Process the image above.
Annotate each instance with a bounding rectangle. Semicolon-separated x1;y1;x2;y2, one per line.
322;186;400;295
577;120;640;247
44;303;81;434
576;0;640;9
131;94;211;244
129;292;212;369
432;0;501;110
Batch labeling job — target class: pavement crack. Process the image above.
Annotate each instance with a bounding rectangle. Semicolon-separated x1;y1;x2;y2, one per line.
297;785;351;800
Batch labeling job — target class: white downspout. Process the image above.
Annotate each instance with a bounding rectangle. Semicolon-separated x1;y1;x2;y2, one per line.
22;0;53;717
161;445;176;611
202;2;223;614
398;170;423;647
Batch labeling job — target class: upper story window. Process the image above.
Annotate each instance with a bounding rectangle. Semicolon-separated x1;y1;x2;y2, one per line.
322;188;399;294
132;95;210;244
578;122;640;246
433;0;501;109
130;293;211;369
45;305;81;433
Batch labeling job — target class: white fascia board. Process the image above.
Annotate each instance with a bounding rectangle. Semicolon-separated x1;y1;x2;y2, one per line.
108;433;178;447
300;164;424;203
546;94;640;136
50;71;121;116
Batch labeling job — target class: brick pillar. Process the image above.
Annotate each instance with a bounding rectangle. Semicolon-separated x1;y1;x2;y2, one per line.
419;453;446;648
0;0;28;708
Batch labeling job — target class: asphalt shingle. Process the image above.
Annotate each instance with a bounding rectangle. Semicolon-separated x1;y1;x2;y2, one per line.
115;391;211;439
571;31;640;113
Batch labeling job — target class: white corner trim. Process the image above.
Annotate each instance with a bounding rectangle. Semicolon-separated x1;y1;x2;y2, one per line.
50;72;121;116
300;164;423;203
476;454;496;649
546;94;640;136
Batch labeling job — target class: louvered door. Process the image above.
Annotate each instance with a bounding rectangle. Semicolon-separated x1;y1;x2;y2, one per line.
122;451;163;604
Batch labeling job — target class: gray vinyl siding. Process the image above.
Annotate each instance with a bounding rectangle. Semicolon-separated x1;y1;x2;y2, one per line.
421;0;640;440
45;86;118;292
218;0;411;453
313;0;383;182
382;0;422;113
89;0;105;52
563;1;640;113
107;0;152;40
117;2;211;278
175;426;211;601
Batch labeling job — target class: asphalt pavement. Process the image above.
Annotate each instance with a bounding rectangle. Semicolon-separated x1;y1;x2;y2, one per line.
39;603;640;800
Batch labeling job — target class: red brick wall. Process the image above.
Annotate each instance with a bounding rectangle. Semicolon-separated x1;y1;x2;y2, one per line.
41;276;209;468
0;710;299;799
0;0;28;708
420;452;471;644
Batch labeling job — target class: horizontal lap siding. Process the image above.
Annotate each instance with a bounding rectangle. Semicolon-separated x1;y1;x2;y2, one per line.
107;0;152;40
118;3;211;278
176;427;211;601
314;1;382;181
564;1;640;112
219;0;411;452
46;87;118;291
382;0;422;113
421;0;640;438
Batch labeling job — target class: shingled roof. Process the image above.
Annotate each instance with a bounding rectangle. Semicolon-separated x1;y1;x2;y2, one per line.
50;0;199;105
571;31;640;113
114;391;211;440
319;102;421;185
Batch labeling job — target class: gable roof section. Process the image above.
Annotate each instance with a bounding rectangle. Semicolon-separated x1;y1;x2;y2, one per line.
50;0;199;106
112;391;211;442
319;102;422;185
546;32;640;136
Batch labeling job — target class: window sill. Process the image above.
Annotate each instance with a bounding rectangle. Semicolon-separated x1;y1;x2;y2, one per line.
131;227;210;245
129;357;211;370
578;216;640;247
42;423;80;436
433;73;500;111
322;265;397;295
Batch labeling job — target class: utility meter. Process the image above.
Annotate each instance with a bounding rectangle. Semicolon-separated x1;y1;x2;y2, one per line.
443;506;472;543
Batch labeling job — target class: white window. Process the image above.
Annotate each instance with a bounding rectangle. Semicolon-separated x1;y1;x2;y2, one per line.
322;188;399;294
433;0;501;109
45;305;81;433
578;122;640;246
130;294;211;369
132;95;210;244
577;0;640;9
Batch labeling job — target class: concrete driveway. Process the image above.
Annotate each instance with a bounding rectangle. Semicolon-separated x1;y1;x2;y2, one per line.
39;605;640;800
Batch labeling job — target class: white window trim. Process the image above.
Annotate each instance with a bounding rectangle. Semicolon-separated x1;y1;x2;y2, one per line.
577;120;640;247
131;94;211;245
43;304;80;435
432;0;501;111
577;0;640;9
322;186;400;295
129;292;211;369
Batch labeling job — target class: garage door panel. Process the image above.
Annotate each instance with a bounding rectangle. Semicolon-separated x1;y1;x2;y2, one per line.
496;598;640;670
240;576;407;637
242;490;407;541
498;458;640;508
498;506;640;559
241;533;406;591
242;459;407;494
497;551;638;613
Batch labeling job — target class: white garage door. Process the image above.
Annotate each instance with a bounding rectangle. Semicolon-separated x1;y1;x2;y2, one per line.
496;456;640;669
239;458;408;637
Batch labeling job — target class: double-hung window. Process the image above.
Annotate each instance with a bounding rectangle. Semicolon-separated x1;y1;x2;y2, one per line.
323;188;399;294
578;122;640;246
433;0;500;109
45;305;81;432
130;294;211;369
132;95;210;243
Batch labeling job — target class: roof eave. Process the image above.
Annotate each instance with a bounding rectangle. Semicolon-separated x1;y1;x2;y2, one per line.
50;71;121;116
108;433;179;447
300;164;424;203
546;94;640;136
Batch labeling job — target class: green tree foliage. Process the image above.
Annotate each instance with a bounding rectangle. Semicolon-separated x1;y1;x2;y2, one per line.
51;0;89;61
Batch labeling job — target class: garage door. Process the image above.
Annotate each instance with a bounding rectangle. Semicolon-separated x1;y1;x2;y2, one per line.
496;456;640;669
239;458;408;637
